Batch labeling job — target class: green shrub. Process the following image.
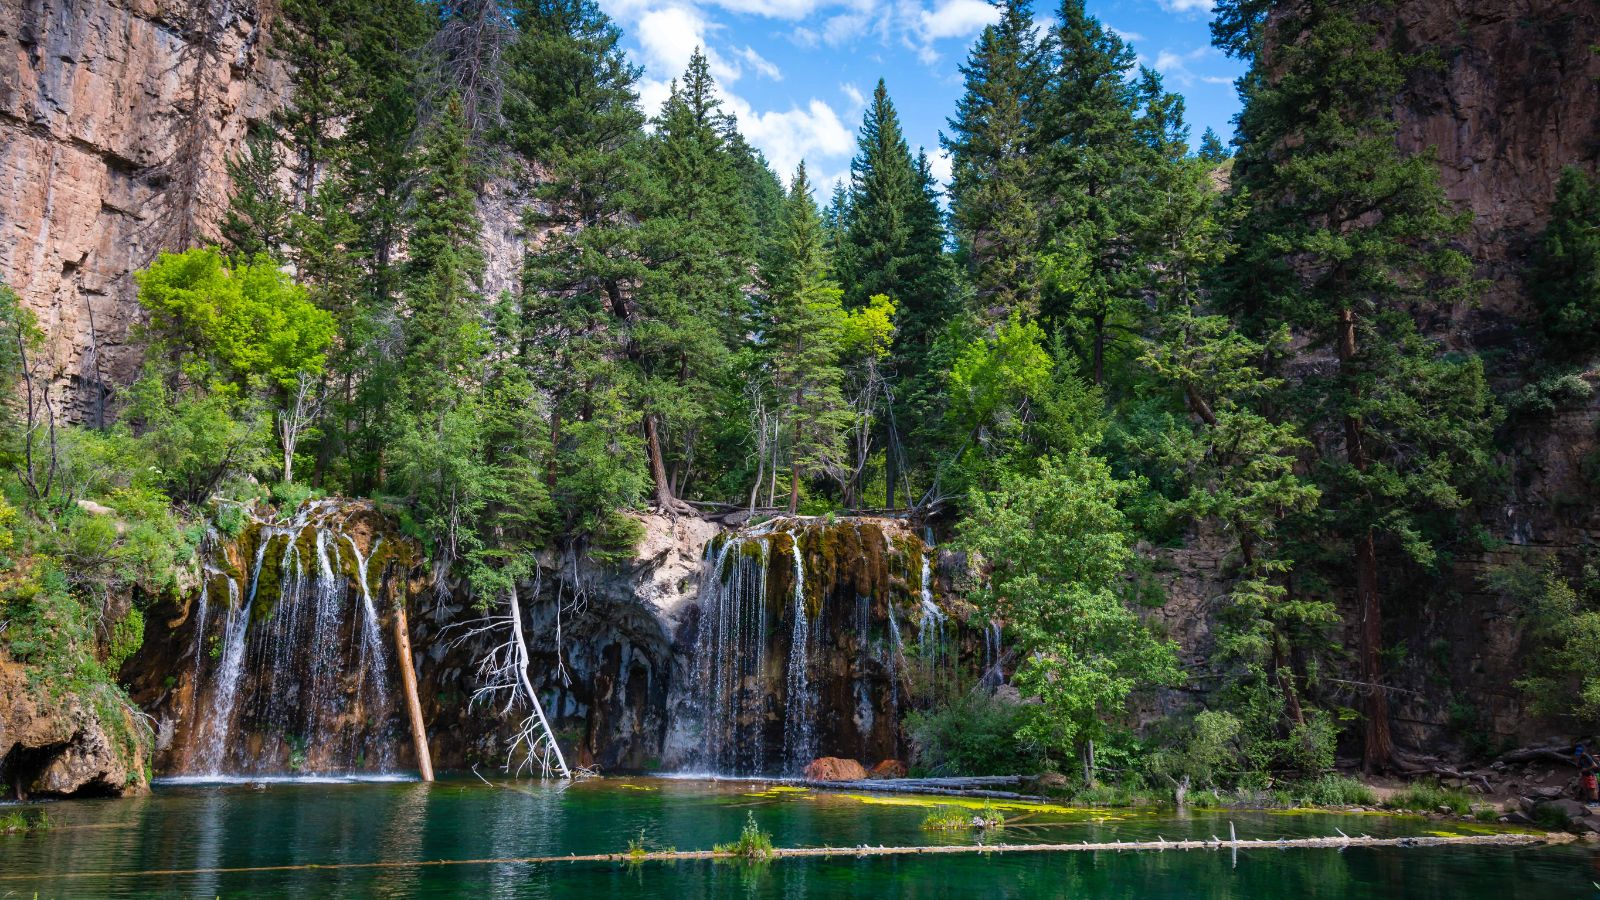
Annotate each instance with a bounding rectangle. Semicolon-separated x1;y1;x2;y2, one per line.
0;809;50;834
906;691;1048;776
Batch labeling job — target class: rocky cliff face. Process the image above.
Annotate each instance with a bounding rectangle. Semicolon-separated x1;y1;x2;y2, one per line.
1;657;149;798
0;0;290;422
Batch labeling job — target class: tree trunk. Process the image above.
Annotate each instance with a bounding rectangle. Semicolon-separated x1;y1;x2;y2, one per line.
789;459;800;515
885;432;898;511
643;413;686;512
508;581;570;778
392;599;433;782
1337;307;1391;773
547;408;561;492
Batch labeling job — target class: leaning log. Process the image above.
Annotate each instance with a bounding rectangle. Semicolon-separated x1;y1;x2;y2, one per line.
392;599;434;782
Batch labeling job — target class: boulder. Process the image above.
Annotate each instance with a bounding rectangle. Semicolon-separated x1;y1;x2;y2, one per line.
1534;799;1590;824
804;757;868;781
869;760;907;779
1575;816;1600;834
1527;785;1565;801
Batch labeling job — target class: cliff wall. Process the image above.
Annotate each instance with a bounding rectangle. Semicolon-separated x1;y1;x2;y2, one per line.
0;0;290;422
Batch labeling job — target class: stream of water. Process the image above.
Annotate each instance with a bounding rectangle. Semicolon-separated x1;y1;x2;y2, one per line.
0;780;1591;898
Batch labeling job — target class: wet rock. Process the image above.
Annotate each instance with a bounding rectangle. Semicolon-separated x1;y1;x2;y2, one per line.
805;757;868;781
869;760;906;779
1534;799;1590;824
0;658;146;798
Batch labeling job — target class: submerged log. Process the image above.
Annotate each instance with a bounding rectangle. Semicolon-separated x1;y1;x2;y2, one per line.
392;600;433;782
6;830;1571;881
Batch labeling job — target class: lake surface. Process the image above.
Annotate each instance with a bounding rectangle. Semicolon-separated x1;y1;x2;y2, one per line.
0;777;1593;897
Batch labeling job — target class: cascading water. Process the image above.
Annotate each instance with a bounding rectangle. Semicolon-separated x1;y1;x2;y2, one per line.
680;517;951;776
689;536;770;774
180;502;405;776
781;535;816;772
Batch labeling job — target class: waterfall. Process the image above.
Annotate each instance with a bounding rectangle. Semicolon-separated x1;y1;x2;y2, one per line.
195;573;246;774
181;503;404;776
689;536;770;774
782;533;816;772
680;517;945;776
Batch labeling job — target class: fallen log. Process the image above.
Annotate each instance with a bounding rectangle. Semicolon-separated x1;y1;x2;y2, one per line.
804;780;1043;801
3;830;1570;881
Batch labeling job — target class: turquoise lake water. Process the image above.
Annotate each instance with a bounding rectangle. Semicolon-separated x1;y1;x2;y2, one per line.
0;777;1593;897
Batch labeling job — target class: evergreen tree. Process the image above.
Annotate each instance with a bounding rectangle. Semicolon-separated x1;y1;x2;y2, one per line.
762;164;851;513
392;95;490;563
840;80;918;305
1216;0;1499;772
626;49;757;510
944;0;1046;325
510;0;651;548
1198;127;1231;163
221;124;290;259
1038;1;1166;387
1530;167;1600;355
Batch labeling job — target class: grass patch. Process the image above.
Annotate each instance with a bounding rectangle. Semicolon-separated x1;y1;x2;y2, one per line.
921;803;1006;831
1288;775;1378;807
0;809;50;834
1384;783;1474;816
714;812;775;859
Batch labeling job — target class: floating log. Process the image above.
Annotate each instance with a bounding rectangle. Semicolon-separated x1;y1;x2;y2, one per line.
392;599;433;782
2;830;1571;881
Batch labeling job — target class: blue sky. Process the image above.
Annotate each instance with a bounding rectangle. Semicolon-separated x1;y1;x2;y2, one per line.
595;0;1243;192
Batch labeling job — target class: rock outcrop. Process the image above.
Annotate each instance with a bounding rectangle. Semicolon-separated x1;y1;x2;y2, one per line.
0;657;148;798
0;0;291;422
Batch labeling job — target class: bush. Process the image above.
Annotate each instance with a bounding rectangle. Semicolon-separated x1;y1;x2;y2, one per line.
906;691;1048;776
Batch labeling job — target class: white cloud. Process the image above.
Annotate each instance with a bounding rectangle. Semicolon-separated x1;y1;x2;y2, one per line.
733;44;782;80
725;94;855;185
1156;0;1215;13
927;146;952;187
1150;46;1231;87
917;0;998;41
839;81;866;111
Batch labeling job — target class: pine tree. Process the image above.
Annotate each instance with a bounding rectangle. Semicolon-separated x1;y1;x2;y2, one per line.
510;0;651;546
944;0;1046;325
1037;1;1161;387
1198;127;1231;163
221;124;290;260
626;49;758;510
1530;167;1600;354
840;80;918;305
392;95;489;560
763;164;851;514
1216;0;1499;772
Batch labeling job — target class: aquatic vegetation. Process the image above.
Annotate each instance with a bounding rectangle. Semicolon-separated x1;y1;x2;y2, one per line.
714;811;776;859
1289;775;1378;807
0;809;50;834
922;803;1005;831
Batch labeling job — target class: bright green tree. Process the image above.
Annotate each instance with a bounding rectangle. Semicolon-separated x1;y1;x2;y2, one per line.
958;450;1180;779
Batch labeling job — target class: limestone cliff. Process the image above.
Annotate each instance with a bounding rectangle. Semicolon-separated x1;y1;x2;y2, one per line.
0;0;290;422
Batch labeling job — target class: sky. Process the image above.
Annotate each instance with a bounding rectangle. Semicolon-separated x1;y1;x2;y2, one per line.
594;0;1244;193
